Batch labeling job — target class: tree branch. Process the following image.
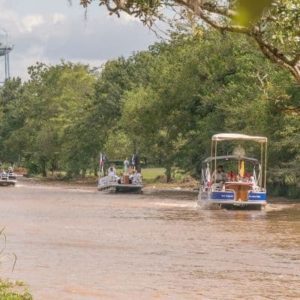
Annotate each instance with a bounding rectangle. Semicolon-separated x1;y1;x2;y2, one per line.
175;1;300;83
79;0;300;84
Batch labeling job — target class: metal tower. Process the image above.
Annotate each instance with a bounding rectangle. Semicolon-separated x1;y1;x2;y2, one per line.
0;29;13;84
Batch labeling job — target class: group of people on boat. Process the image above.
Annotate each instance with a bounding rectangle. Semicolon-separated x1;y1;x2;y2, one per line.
106;158;142;185
1;166;15;179
212;165;256;185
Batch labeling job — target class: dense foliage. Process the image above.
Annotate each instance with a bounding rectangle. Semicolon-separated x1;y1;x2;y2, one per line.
0;31;299;196
80;0;300;83
0;280;32;300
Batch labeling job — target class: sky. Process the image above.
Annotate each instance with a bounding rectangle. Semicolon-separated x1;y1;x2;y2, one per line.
0;0;159;80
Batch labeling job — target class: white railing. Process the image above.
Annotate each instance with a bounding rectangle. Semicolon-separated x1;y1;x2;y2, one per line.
98;175;118;187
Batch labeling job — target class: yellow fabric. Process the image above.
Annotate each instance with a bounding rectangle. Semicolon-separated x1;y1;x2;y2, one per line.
240;160;245;177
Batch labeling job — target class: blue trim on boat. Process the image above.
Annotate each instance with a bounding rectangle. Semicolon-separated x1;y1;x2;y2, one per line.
211;191;235;200
248;192;267;201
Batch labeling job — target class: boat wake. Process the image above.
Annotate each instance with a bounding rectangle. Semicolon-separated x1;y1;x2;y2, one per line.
154;201;197;209
264;203;296;212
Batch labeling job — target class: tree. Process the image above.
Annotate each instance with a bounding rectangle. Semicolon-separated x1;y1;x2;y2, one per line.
0;78;28;163
80;0;300;83
0;62;96;176
117;31;299;188
0;26;298;196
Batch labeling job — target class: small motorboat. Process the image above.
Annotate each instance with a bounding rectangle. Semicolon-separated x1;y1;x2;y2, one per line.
198;133;268;209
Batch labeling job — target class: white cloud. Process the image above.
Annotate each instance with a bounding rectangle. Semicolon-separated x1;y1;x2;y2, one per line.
0;0;159;80
52;13;66;25
21;15;45;33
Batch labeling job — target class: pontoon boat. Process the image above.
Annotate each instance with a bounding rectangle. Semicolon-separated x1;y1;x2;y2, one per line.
0;171;17;186
98;173;143;193
198;133;268;209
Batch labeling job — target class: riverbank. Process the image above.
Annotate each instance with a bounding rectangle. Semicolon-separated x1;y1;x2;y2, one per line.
19;173;199;192
15;176;300;204
0;279;32;299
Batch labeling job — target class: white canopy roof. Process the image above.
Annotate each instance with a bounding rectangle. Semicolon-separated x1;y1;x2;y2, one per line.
212;133;267;143
203;155;259;164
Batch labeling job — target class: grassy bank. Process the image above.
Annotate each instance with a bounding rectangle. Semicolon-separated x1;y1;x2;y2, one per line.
142;168;165;183
21;167;199;190
0;280;32;300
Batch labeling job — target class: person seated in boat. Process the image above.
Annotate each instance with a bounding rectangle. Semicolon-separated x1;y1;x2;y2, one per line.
212;165;227;183
108;165;120;183
1;169;7;179
227;170;237;182
250;175;256;185
244;172;251;181
108;166;117;177
8;167;13;176
236;174;242;182
107;167;114;176
132;169;142;185
128;169;136;184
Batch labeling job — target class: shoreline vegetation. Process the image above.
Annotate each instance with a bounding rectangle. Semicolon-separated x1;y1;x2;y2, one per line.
0;229;32;299
0;279;32;300
1;32;299;199
16;171;300;202
20;167;199;191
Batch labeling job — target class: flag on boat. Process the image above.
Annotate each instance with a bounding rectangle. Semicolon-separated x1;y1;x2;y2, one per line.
253;166;257;185
257;164;262;186
205;163;211;185
99;153;103;166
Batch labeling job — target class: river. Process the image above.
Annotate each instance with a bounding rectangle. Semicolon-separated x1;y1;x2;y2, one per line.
0;180;299;299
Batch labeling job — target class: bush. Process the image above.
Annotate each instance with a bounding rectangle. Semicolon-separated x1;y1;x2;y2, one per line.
0;280;32;300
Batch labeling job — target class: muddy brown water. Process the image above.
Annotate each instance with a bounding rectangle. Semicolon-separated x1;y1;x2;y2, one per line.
0;180;299;300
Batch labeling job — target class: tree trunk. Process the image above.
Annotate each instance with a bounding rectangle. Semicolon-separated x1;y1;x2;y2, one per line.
165;166;172;183
94;166;98;177
40;159;47;177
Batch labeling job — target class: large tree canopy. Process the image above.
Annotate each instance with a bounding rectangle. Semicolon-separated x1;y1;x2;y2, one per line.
80;0;300;83
0;30;299;195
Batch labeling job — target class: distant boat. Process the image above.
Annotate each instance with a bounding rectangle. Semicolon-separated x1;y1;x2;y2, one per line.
98;173;143;193
198;133;268;209
0;169;17;186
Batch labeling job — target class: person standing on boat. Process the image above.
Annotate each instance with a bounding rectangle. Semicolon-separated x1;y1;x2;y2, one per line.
212;165;227;183
131;154;136;170
131;154;140;171
124;158;130;174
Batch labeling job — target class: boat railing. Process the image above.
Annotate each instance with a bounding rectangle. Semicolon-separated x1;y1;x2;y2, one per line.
99;175;118;187
1;173;8;180
211;183;223;191
132;175;142;185
211;181;263;192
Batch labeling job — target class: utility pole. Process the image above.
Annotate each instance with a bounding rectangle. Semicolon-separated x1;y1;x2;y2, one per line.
0;29;13;84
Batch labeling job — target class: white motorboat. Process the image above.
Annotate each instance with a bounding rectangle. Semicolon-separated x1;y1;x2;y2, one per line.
98;173;143;193
0;170;17;186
